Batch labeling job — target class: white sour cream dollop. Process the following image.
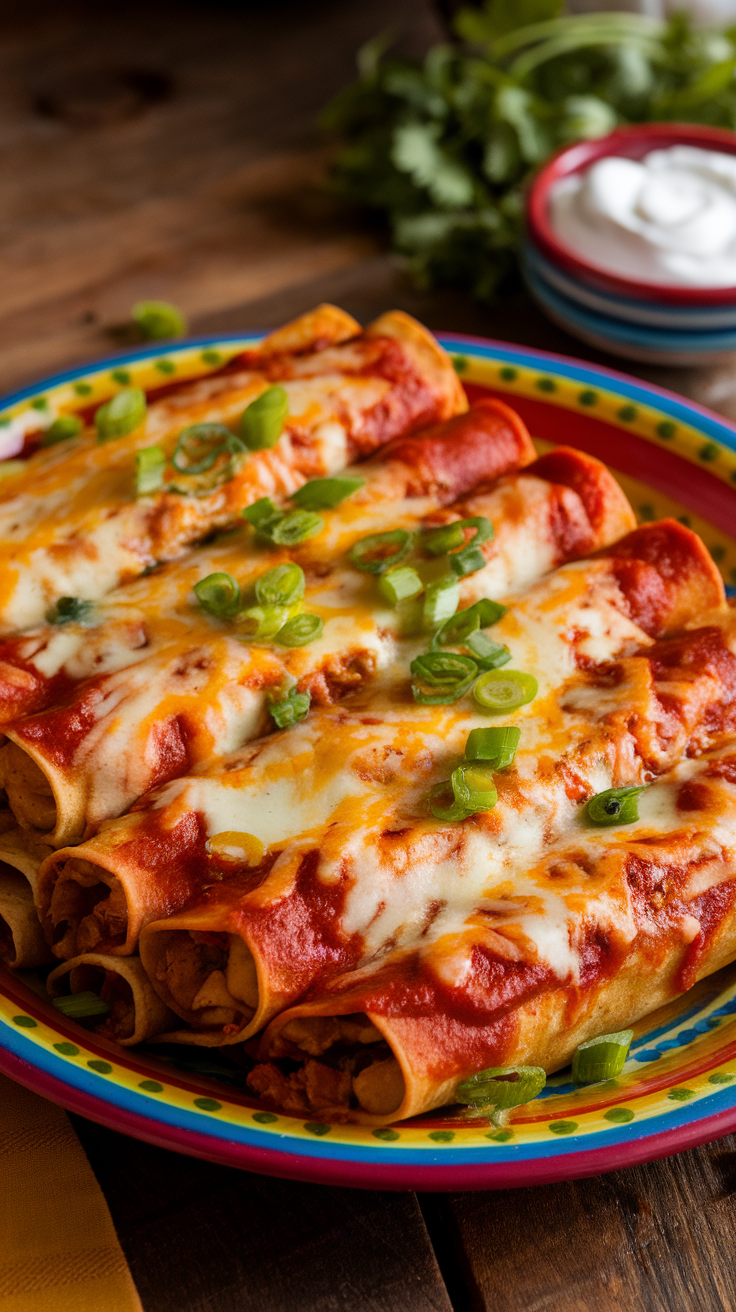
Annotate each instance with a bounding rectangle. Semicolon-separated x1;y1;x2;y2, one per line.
549;145;736;287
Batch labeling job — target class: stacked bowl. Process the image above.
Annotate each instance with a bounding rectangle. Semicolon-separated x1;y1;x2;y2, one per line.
524;122;736;364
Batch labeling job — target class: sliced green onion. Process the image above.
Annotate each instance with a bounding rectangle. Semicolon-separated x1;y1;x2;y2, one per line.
423;522;466;555
269;686;311;728
241;604;291;639
378;566;423;606
173;424;237;474
277;613;324;647
473;669;538;714
95;387;147;442
466;631;512;669
451;763;498;813
269;510;324;546
456;1065;546;1110
46;597;94;626
433;599;506;649
411;651;477;705
291;476;365;510
450;546;487;577
465;726;520;769
52;991;110;1020
585;787;646;827
422;575;459;631
194;572;241;620
132;300;187;340
255;563;305;608
135;445;166;495
243;497;281;529
572;1030;633;1084
43;414;83;446
428;781;473;822
349;529;414;575
240;386;289;451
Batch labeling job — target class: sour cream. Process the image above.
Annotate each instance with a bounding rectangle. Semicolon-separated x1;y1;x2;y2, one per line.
549;145;736;287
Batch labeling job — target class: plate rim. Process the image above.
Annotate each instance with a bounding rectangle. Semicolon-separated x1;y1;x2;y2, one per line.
4;329;736;1189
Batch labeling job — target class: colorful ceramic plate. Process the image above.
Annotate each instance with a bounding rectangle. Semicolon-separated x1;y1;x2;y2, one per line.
3;332;736;1191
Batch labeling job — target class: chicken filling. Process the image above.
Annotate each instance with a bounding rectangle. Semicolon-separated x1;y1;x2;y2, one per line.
247;1015;405;1117
49;863;128;958
57;963;137;1041
152;930;258;1033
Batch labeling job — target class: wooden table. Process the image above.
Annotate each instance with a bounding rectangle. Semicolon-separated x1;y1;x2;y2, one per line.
5;2;736;1308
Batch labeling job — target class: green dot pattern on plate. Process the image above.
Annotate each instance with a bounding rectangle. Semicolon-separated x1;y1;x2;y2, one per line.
707;1016;722;1028
53;1042;79;1056
74;382;93;396
638;504;655;522
12;1015;37;1028
708;1072;735;1084
87;1059;113;1074
536;377;556;393
201;350;222;365
699;441;719;462
111;369;131;386
667;1088;695;1102
678;515;692;527
139;1080;164;1093
372;1128;400;1141
710;544;726;563
452;356;468;374
618;404;637;422
578;389;597;406
194;1097;222;1112
252;1111;278;1124
549;1120;578;1135
31;397;48;410
303;1122;331;1136
657;420;676;439
155;360;175;375
428;1130;455;1143
486;1128;514;1142
603;1107;635;1124
499;366;517;381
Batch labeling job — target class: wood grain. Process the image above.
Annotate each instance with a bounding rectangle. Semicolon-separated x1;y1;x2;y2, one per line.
70;1116;453;1312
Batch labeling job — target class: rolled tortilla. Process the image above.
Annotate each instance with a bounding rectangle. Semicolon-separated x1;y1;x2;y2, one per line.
0;827;53;968
47;953;177;1046
0;306;465;635
249;746;736;1123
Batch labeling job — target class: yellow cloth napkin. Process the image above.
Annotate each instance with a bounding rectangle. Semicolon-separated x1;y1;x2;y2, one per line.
0;1074;143;1312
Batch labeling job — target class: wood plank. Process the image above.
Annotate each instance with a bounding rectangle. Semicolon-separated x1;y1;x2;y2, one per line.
70;1115;453;1312
424;1134;736;1312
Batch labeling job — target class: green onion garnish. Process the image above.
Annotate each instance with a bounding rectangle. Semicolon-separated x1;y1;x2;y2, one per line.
465;725;520;769
135;445;166;496
240;385;289;451
269;510;324;546
450;762;498;813
411;651;478;705
422;575;459;630
473;669;538;714
277;613;324;647
378;566;423;606
46;597;94;626
95;387;147;442
269;686;311;728
349;528;414;575
423;522;466;555
241;604;291;639
255;563;305;609
132;300;187;340
194;572;242;620
432;599;506;649
172;424;237;474
423;517;493;578
572;1030;633;1084
456;1065;546;1110
585;787;646;827
291;476;365;510
465;631;511;670
428;781;473;822
52;991;110;1020
242;496;281;530
43;414;83;446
